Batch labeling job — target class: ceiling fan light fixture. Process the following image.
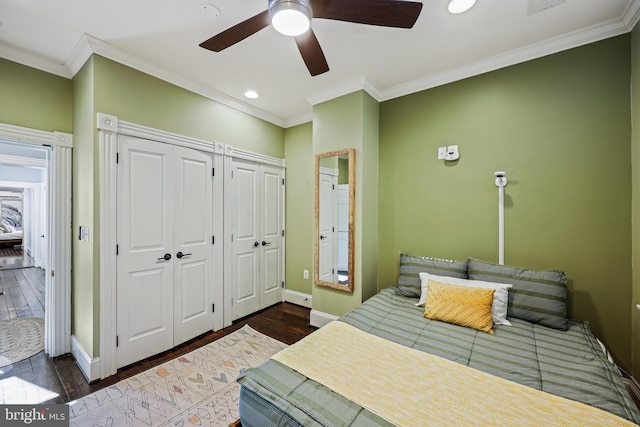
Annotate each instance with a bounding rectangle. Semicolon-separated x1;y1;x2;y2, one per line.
448;0;477;14
269;0;311;36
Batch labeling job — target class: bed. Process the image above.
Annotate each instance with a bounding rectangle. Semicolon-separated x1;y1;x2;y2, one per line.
0;228;22;246
237;254;640;426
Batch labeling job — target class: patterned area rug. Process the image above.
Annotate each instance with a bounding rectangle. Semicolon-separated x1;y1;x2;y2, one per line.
68;325;287;427
0;317;44;367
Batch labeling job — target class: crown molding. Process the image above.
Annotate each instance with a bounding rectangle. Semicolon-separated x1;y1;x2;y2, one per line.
304;0;640;110
380;15;637;102
2;0;639;129
0;44;71;78
68;35;287;127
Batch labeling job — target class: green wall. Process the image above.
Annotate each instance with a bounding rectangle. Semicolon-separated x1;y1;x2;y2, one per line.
312;91;379;316
69;55;286;358
92;56;284;158
71;58;97;355
284;122;314;295
631;23;640;378
0;58;72;132
379;35;633;370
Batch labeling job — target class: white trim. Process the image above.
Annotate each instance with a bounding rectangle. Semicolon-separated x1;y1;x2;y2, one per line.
3;4;640;128
0;154;47;169
71;335;101;382
47;145;72;357
0;180;43;189
0;44;72;79
284;289;312;308
310;310;338;328
0;122;73;359
0;123;73;148
224;145;286;168
78;36;286;127
98;123;119;378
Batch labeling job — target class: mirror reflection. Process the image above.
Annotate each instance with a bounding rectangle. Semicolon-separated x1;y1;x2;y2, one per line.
314;149;355;292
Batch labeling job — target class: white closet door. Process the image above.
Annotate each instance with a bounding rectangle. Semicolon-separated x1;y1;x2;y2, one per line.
117;135;174;368
336;184;349;273
318;169;337;283
173;146;214;345
117;137;214;367
231;160;261;320
259;164;284;308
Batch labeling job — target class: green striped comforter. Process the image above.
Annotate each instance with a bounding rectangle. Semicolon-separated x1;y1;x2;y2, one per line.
238;288;640;426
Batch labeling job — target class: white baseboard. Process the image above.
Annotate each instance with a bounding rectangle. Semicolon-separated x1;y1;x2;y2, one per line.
71;335;101;383
284;289;312;308
310;309;338;328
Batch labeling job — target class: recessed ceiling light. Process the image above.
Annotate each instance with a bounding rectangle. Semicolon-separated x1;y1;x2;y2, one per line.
244;90;260;99
200;4;221;18
448;0;476;14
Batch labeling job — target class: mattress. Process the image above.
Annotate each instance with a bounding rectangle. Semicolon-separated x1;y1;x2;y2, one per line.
0;230;22;241
237;288;640;426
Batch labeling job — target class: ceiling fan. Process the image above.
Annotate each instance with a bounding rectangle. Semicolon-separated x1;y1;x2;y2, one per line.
199;0;423;76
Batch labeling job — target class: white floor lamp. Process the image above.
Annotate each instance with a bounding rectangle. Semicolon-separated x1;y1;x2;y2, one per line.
495;171;507;265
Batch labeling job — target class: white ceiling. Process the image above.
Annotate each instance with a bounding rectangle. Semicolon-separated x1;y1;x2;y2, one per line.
0;0;639;128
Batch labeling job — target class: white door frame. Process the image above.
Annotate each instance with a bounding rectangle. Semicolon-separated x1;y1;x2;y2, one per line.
0;122;73;358
98;113;225;378
98;114;288;378
222;145;286;328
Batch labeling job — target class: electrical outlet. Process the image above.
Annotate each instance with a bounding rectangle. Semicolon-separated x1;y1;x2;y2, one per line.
303;270;309;279
437;146;447;160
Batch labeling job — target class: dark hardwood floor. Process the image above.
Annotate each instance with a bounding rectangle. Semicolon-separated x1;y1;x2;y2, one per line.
0;250;315;405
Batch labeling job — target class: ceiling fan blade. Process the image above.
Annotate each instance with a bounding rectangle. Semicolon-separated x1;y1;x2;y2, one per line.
312;0;423;28
200;10;270;52
295;29;330;76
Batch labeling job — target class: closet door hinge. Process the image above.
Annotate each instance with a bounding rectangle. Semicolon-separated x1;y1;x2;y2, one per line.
116;152;119;164
332;184;335;190
212;304;215;313
282;229;285;237
116;336;119;347
282;178;285;185
116;244;119;255
212;167;215;177
212;235;215;245
282;281;285;289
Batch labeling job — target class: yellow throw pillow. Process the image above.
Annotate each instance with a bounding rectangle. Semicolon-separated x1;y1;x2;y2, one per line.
424;280;495;334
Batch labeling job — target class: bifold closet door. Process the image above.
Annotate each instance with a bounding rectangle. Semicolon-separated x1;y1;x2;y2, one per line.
173;146;214;345
230;159;283;320
116;135;213;368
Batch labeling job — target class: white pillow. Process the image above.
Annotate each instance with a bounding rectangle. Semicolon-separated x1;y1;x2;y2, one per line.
418;272;513;326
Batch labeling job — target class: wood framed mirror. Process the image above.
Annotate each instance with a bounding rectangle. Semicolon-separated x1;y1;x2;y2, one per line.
314;148;355;292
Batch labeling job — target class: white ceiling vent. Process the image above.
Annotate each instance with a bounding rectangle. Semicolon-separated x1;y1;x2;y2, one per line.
528;0;567;16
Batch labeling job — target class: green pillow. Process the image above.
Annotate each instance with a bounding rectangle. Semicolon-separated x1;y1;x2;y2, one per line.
396;252;468;298
467;257;567;331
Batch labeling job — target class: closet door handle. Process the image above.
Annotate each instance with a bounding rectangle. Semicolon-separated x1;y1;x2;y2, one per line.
176;251;192;259
253;241;260;247
261;241;271;246
157;253;172;261
320;235;327;240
